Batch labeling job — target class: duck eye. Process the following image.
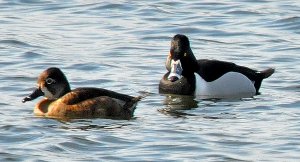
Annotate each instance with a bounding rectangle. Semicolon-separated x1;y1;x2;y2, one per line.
45;78;56;85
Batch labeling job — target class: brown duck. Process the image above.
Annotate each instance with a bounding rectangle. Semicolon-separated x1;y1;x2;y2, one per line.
22;67;142;119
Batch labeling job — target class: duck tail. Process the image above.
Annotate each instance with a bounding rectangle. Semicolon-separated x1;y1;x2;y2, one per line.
253;68;275;94
133;91;151;102
260;68;275;79
123;91;150;111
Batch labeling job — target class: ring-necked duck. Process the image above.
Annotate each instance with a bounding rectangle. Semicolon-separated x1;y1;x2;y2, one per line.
22;67;142;119
159;34;275;99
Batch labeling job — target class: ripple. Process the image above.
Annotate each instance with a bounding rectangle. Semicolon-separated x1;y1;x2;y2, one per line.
268;16;300;32
45;144;65;153
0;152;23;161
22;51;43;59
0;125;39;144
1;0;300;161
3;0;51;5
86;3;116;10
0;39;43;50
273;16;300;24
66;63;101;71
226;10;262;15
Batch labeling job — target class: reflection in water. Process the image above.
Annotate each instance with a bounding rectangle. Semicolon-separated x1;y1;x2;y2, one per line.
159;94;241;119
1;0;300;161
65;119;132;131
42;118;132;131
163;94;198;109
59;123;130;131
159;94;198;118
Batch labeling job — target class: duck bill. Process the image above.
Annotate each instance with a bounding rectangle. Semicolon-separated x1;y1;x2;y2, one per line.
168;59;183;82
22;88;44;103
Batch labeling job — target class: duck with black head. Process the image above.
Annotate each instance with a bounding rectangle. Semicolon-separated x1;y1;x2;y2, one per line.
22;67;142;119
159;34;275;99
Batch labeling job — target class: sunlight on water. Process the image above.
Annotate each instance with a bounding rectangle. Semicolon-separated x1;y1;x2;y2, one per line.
0;0;300;161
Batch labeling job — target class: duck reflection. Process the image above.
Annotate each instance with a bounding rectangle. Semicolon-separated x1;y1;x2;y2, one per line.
163;94;198;109
159;94;199;118
44;118;132;131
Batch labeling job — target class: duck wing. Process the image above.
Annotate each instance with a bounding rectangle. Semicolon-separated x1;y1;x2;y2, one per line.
197;59;258;82
60;88;135;105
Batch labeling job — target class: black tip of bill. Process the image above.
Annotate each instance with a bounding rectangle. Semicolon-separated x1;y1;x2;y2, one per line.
22;97;31;103
22;88;44;103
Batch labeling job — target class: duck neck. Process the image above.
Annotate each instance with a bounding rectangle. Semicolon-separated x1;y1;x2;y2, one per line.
57;82;71;98
64;83;71;94
181;49;198;77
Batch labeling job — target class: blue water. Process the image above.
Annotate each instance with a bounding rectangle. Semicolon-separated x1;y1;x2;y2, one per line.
1;0;300;161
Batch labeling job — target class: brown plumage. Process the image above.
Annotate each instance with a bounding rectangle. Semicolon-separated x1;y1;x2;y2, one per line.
23;67;142;119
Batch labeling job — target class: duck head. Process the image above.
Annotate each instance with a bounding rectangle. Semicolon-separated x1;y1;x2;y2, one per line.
167;34;197;82
22;67;71;103
170;34;191;61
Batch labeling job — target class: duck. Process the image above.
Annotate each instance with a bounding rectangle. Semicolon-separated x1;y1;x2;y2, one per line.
159;34;275;99
22;67;142;119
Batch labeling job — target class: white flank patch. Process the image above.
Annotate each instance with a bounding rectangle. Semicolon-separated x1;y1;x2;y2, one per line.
195;72;256;99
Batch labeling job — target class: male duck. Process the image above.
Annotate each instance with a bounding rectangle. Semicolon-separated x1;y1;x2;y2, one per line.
22;67;141;119
159;34;275;99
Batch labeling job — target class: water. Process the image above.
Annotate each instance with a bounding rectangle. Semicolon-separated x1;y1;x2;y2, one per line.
1;0;300;161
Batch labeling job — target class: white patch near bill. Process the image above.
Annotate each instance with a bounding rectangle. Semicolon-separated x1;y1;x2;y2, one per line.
194;72;256;99
168;60;183;80
41;86;55;99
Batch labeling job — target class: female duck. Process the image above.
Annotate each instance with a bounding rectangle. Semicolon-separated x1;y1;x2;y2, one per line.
159;34;275;99
22;67;141;119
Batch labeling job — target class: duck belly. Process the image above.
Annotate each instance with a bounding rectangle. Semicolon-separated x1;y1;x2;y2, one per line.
195;72;256;99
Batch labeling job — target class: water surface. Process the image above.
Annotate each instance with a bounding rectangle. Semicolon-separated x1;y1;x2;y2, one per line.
1;0;300;161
